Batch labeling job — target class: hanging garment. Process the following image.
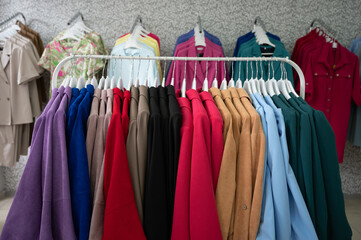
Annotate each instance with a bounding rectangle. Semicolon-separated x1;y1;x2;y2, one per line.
108;42;159;87
89;89;111;240
233;38;294;84
0;87;76;239
137;85;150;214
186;89;222;240
126;86;143;223
210;87;237;240
68;85;94;240
171;95;193;240
199;90;223;190
237;88;265;240
103;88;145;239
292;31;361;162
0;37;43;167
143;87;169;240
347;45;361;146
166;85;182;218
38;31;108;87
293;94;352;240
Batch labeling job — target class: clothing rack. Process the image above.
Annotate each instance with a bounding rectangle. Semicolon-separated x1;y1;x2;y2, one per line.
51;55;306;98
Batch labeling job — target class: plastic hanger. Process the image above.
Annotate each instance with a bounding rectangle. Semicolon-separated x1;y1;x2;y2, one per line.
110;60;117;89
228;58;235;88
61;59;75;87
236;61;242;88
161;60;166;87
181;60;187;97
170;58;176;86
59;18;92;41
0;24;21;42
265;61;275;96
191;60;197;90
283;62;299;97
220;61;227;90
249;61;258;94
259;60;268;96
202;61;209;91
69;58;78;88
243;60;252;94
98;59;106;89
124;25;144;49
266;61;280;96
278;62;291;99
105;59;115;90
212;60;218;88
152;60;159;88
126;59;134;91
253;25;275;48
90;68;98;88
194;16;206;47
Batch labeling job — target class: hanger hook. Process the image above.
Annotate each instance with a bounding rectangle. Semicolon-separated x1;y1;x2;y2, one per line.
260;59;263;79
255;60;259;79
215;59;218;80
268;61;271;80
193;60;197;80
162;59;166;84
101;59;106;77
146;58;151;86
230;58;234;80
250;60;254;79
239;60;242;81
136;57;141;81
184;59;187;81
205;60;209;80
223;60;226;80
271;61;275;79
171;59;176;81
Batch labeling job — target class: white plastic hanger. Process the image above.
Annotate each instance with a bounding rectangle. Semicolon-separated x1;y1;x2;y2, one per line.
152;60;159;88
283;62;299;97
243;61;252;94
236;61;242;88
124;25;144;49
170;58;176;86
253;25;275;48
104;59;115;90
98;59;106;89
249;62;258;94
212;60;218;88
126;59;134;91
278;62;291;99
161;60;166;87
181;60;187;97
90;68;98;88
266;61;280;96
144;59;151;87
110;60;117;89
59;18;92;41
191;60;197;90
69;59;78;88
220;61;227;90
265;61;275;96
202;61;209;91
0;24;21;43
259;60;268;96
194;16;206;47
228;59;235;88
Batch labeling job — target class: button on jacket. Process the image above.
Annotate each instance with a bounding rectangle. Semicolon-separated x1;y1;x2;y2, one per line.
210;87;237;240
126;86;143;223
103;88;145;240
68;85;94;240
171;96;193;240
237;88;265;240
89;89;107;240
186;89;222;240
144;87;169;240
200;90;223;190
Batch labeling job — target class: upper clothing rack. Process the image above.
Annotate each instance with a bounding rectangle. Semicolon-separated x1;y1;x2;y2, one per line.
52;55;306;99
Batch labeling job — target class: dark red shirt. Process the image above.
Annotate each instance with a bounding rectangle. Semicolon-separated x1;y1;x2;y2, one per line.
295;42;361;162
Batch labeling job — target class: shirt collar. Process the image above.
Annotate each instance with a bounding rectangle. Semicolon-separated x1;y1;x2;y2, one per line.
317;42;349;70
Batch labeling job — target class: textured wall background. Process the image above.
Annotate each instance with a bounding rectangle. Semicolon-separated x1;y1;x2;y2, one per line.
1;0;361;195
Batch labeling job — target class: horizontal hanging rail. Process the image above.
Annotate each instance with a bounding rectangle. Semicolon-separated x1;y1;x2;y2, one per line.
51;55;306;98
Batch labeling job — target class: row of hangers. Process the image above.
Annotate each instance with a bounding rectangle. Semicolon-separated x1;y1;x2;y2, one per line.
308;18;338;48
59;57;298;101
0;12;26;46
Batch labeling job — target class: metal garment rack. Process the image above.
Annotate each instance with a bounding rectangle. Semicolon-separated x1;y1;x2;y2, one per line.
51;55;306;99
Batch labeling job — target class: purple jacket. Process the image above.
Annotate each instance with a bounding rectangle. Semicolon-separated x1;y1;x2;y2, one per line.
0;87;77;240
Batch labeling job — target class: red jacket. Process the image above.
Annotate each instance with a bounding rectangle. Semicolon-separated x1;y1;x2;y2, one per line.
186;89;222;240
172;97;193;240
103;88;145;239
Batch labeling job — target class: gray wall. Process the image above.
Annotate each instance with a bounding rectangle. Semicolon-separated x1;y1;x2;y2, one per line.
1;0;361;195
